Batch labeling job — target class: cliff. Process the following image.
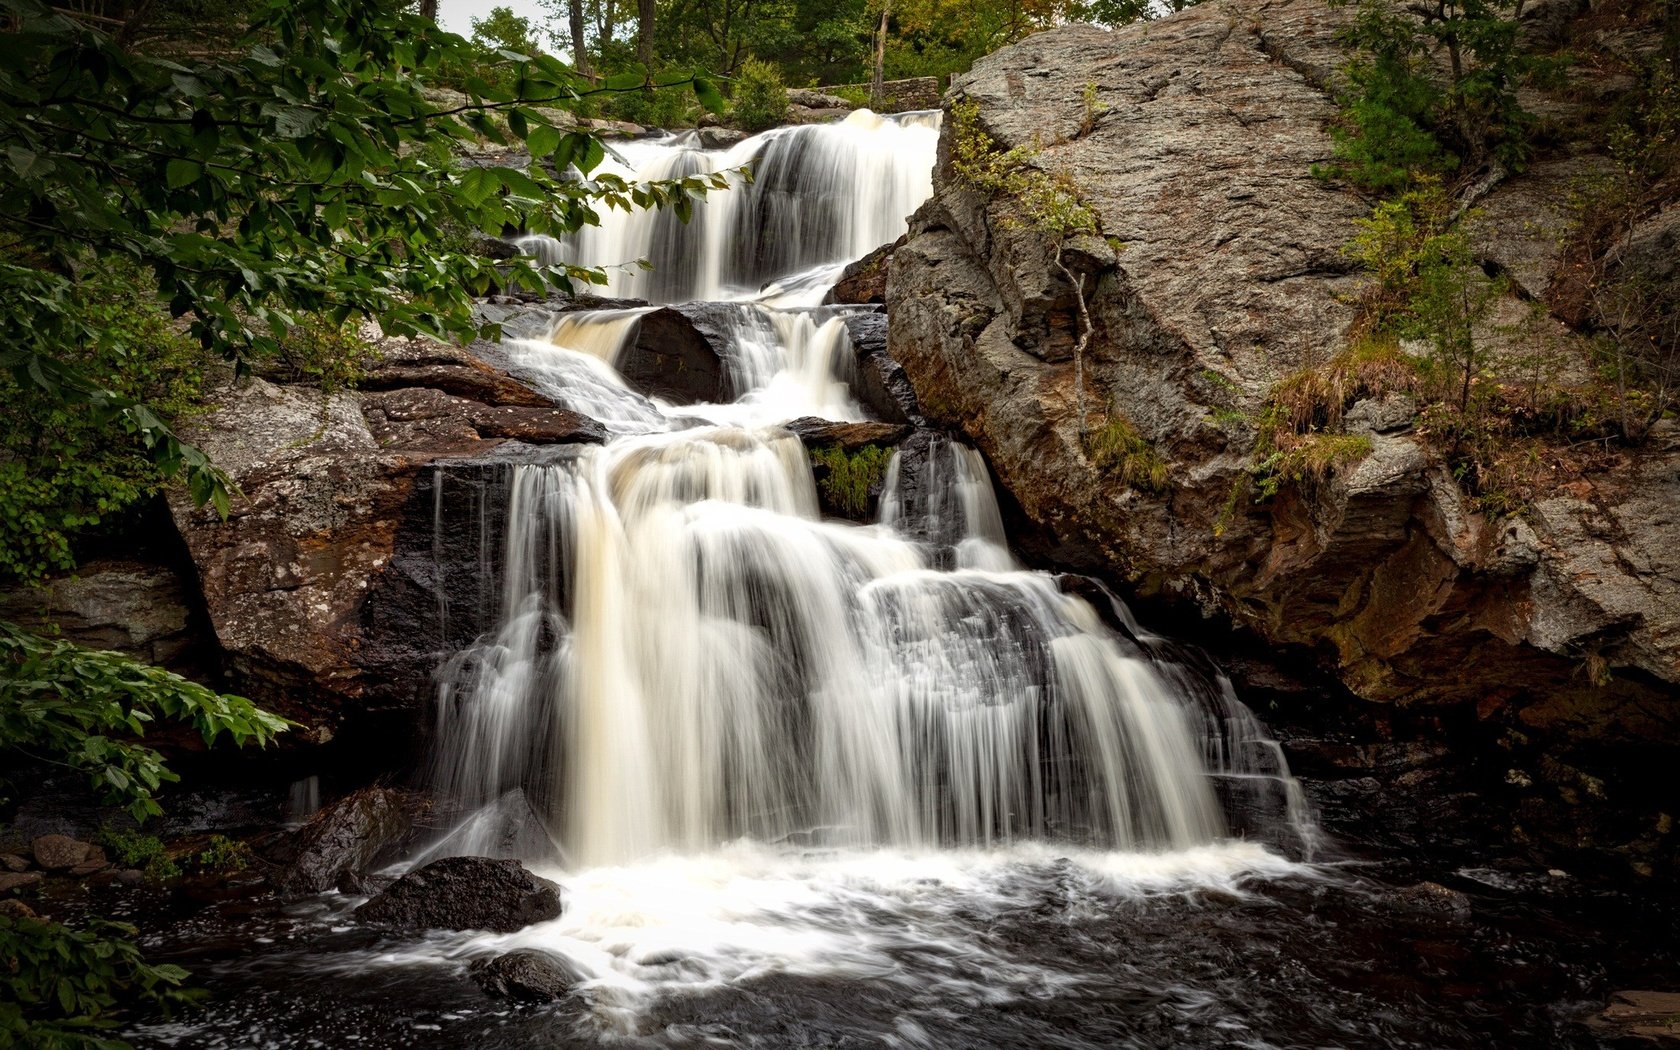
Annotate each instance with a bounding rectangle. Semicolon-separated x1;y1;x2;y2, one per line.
885;0;1679;876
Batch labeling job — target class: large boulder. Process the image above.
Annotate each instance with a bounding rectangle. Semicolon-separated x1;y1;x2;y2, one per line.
355;856;562;933
886;0;1680;874
167;335;606;740
280;787;412;894
0;560;202;669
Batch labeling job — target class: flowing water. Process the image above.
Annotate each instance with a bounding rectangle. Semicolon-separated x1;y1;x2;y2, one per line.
123;111;1649;1049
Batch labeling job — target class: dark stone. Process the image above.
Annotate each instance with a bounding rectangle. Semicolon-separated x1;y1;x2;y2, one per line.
1385;882;1473;922
841;311;921;425
0;854;28;873
0;872;43;894
698;127;749;150
281;787;412;895
618;305;732;404
355;856;562;933
0;899;37;919
783;418;913;453
469;948;583;1002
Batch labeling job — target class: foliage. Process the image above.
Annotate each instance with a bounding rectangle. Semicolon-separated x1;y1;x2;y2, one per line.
811;444;893;517
194;834;251;874
0;914;197;1048
1321;0;1534;192
0;264;204;585
1251;433;1374;500
267;315;381;395
95;828;181;884
950;101;1099;237
1263;335;1420;444
732;57;790;131
1345;181;1504;413
0;0;728;525
0;621;291;823
1083;414;1168;492
1563;57;1680;441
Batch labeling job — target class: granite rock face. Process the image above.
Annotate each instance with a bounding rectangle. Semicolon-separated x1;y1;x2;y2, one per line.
886;0;1680;873
166;335;605;741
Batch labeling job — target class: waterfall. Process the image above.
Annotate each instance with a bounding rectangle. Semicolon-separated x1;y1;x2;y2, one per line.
427;108;1312;874
518;109;940;305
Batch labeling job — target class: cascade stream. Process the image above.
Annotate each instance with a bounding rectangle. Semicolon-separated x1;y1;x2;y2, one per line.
402;109;1318;1034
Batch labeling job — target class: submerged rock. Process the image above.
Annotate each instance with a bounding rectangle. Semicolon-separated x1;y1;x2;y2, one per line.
280;787;412;895
469;948;583;1002
355;856;562;933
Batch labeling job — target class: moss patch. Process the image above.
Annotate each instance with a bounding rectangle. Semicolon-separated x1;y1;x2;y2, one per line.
810;444;894;518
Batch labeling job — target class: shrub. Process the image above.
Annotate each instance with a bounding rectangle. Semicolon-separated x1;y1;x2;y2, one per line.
0;264;206;586
732;58;789;132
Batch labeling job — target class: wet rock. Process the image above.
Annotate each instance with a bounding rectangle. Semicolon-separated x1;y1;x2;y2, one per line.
1385;882;1473;922
469;948;583;1002
827;237;900;306
783;418;913;453
698;127;748;150
0;854;28;872
31;835;92;872
787;105;852;125
841;311;920;425
886;0;1680;872
167;328;607;737
0;899;37;919
620;305;733;404
1591;990;1680;1045
68;847;111;877
0;872;43;894
355;856;562;933
116;869;146;887
281;787;412;895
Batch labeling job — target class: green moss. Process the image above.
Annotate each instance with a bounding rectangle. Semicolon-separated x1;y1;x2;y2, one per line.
1083;414;1168;493
811;444;893;518
1252;432;1374;500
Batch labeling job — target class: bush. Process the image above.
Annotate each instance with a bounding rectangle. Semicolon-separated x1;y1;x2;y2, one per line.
606;85;699;129
0;264;206;586
97;828;182;884
732;58;789;132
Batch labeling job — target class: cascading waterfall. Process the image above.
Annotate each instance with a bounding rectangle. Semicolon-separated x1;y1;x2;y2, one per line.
417;107;1315;1030
518;109;940;305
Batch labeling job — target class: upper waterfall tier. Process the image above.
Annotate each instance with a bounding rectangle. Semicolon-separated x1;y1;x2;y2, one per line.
519;109;940;305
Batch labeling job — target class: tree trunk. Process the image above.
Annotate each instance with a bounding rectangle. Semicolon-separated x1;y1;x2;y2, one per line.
419;0;438;23
872;1;890;106
568;0;593;78
638;0;656;71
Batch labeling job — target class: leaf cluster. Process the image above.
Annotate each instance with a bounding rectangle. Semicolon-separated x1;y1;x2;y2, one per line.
0;620;291;822
0;914;198;1049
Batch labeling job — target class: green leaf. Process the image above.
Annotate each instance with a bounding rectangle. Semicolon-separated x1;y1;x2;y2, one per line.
165;159;202;189
693;78;726;115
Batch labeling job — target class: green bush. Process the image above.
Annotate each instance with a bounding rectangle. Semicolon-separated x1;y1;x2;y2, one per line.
732;58;789;132
0;264;205;586
97;828;182;884
194;835;251;875
606;85;699;129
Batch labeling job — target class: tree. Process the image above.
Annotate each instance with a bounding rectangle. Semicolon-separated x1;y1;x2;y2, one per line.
0;0;726;542
470;5;542;54
639;0;657;70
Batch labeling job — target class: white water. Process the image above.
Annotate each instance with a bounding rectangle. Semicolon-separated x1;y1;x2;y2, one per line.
418;108;1315;1032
